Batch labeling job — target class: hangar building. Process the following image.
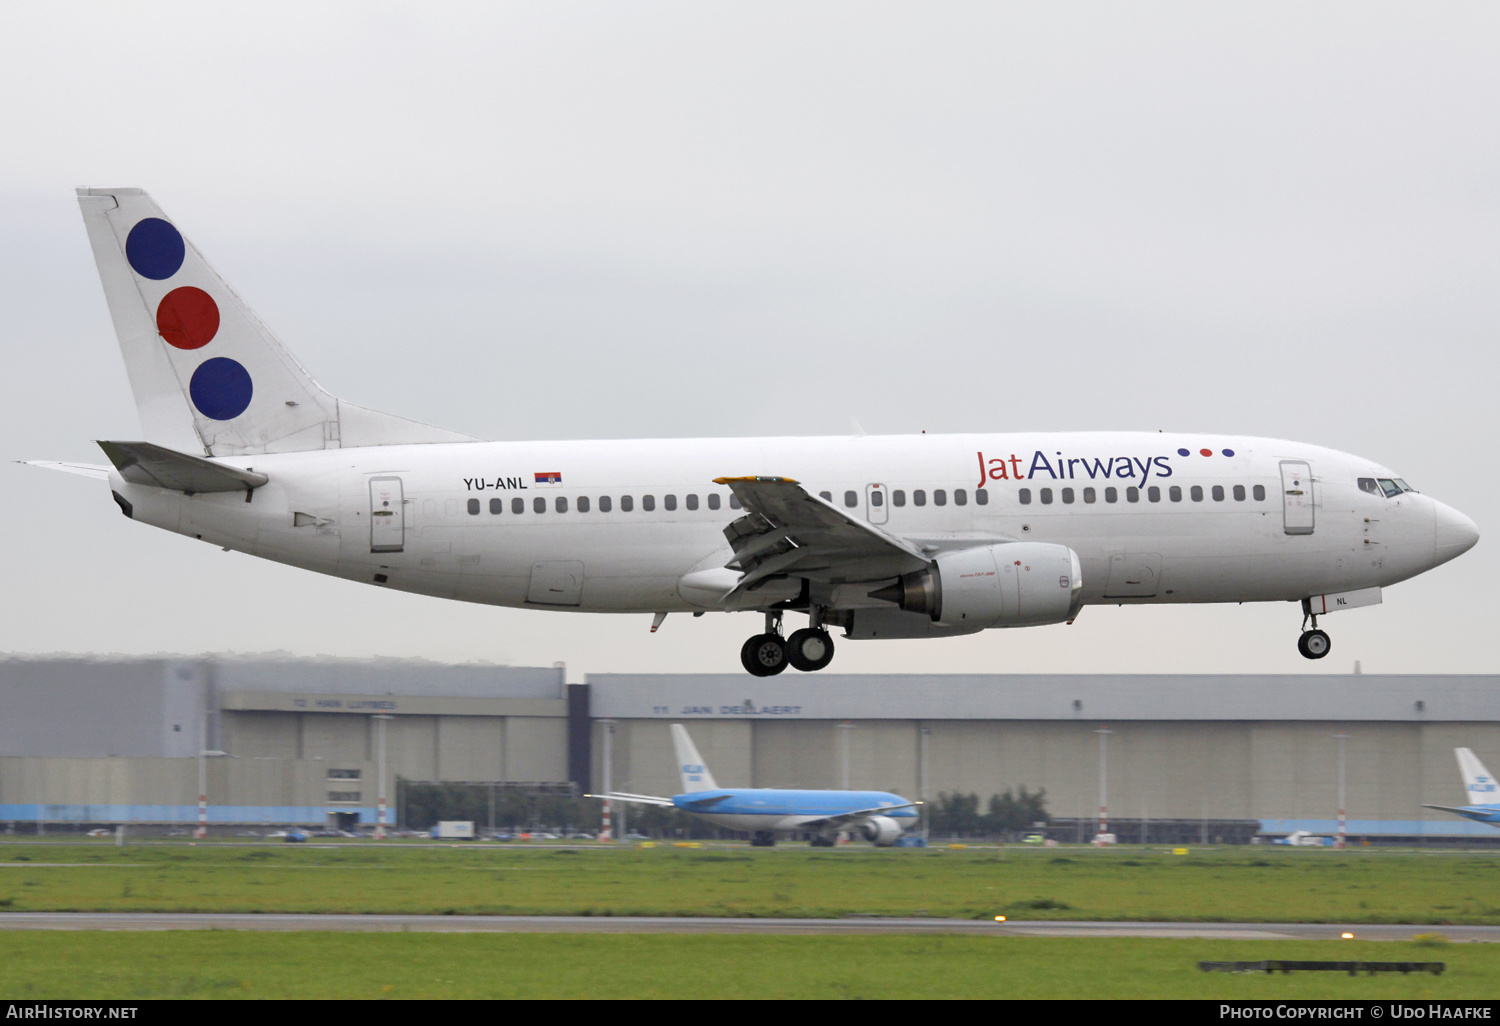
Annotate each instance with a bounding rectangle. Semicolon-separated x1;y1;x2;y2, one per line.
0;657;1495;839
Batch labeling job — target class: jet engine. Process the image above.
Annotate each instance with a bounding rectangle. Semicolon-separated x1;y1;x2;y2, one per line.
858;815;906;847
870;542;1082;629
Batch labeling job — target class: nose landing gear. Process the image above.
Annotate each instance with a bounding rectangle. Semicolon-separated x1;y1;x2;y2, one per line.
740;610;838;675
1297;605;1331;660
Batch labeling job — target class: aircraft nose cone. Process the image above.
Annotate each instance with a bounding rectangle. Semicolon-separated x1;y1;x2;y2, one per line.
1433;500;1479;566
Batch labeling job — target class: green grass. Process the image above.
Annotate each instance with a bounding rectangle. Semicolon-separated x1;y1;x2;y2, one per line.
0;932;1491;999
2;843;1500;923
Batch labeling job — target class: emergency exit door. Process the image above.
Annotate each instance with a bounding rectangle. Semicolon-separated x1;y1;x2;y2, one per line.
1280;461;1315;536
369;476;406;553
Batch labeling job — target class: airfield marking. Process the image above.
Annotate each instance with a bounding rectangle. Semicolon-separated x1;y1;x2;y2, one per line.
0;913;1496;940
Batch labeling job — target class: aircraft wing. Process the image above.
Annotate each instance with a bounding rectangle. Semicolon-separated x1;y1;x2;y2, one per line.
587;791;675;808
97;440;268;494
678;794;735;810
19;460;111;481
797;801;921;829
1422;804;1498;819
713;476;929;595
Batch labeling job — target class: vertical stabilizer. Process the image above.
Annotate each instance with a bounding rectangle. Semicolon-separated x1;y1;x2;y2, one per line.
670;724;718;793
1456;748;1500;805
76;188;478;456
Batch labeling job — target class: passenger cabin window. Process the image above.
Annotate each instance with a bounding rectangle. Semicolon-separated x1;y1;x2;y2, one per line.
664;494;677;511
685;494;698;511
1148;486;1161;502
1061;488;1074;504
844;490;857;508
1212;485;1224;502
533;497;546;514
934;489;947;506
621;495;633;512
1126;487;1139;503
1233;485;1245;501
512;497;524;514
953;489;966;506
555;496;568;513
1190;485;1203;502
489;498;503;514
599;495;613;512
893;490;906;507
819;491;832;502
730;495;741;510
1169;486;1183;502
975;489;988;505
578;496;590;513
708;494;721;510
1252;484;1266;501
1018;488;1032;505
913;490;927;507
467;498;480;515
1040;488;1053;504
1083;487;1096;503
642;495;655;511
871;490;884;507
1104;487;1117;503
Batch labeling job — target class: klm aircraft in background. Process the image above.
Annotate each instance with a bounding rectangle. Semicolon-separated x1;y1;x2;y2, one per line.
1422;748;1500;826
593;724;918;847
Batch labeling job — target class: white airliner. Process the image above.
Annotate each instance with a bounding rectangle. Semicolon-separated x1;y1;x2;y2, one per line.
593;724;919;846
27;189;1480;675
1423;748;1500;827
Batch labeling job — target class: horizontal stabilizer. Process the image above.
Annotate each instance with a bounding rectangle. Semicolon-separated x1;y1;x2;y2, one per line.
586;791;675;808
98;440;268;494
19;460;111;481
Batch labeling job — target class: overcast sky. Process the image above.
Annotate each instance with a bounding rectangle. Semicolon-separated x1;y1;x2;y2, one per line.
1;2;1496;678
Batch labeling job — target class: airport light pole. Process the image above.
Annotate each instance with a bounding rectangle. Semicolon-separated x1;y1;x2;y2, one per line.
1334;731;1350;849
838;721;855;790
919;724;931;842
1095;728;1113;841
373;715;393;839
599;719;616;842
195;746;229;839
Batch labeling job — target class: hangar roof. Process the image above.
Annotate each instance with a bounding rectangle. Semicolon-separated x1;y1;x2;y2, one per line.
586;674;1500;722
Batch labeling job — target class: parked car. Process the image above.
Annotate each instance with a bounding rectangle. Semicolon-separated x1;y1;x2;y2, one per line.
282;829;309;843
85;828;113;837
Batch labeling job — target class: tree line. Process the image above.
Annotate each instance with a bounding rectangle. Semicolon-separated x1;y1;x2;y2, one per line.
926;787;1049;839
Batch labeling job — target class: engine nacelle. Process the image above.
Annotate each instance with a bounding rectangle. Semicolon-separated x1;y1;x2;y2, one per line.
872;542;1082;629
858;815;905;847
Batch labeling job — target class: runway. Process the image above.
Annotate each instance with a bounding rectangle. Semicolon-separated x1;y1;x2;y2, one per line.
0;912;1494;940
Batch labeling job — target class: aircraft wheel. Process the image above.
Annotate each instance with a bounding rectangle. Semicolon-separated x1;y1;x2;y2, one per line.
741;634;789;676
786;628;835;672
1297;629;1331;660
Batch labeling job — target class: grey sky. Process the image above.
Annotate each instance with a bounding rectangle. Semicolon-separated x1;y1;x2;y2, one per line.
1;2;1495;677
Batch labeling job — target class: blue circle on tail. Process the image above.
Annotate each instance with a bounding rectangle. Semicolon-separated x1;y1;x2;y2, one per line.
190;358;253;420
125;218;185;280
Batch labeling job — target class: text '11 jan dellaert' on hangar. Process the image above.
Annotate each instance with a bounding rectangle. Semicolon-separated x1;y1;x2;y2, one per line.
0;656;1495;842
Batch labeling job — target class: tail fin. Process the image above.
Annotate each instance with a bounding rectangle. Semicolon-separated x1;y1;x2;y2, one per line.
76;188;478;456
670;724;718;793
1456;748;1500;805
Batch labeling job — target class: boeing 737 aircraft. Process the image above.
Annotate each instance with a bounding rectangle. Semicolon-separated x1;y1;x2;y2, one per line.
1423;748;1500;827
26;189;1481;674
592;724;918;846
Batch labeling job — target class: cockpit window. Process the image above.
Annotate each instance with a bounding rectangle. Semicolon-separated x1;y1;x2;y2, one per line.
1376;478;1402;498
1394;478;1416;493
1358;478;1379;495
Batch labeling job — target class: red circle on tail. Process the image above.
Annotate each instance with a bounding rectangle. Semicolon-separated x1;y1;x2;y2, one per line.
156;286;220;350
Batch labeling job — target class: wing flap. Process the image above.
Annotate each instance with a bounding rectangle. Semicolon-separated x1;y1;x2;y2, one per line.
713;476;929;594
98;440;268;494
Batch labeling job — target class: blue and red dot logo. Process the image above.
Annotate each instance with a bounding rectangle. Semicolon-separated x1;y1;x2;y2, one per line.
127;218;251;420
1178;447;1235;458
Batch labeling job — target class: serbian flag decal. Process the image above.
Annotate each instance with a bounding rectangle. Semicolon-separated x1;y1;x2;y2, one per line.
535;471;563;486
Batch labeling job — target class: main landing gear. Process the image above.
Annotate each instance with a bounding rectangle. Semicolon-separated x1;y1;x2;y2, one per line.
740;611;837;676
1297;604;1331;660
